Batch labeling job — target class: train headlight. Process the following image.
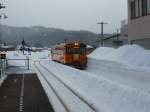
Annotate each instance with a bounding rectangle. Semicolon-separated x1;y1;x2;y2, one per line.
74;42;79;46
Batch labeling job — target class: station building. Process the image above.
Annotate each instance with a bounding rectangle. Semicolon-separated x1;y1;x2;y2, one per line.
128;0;150;49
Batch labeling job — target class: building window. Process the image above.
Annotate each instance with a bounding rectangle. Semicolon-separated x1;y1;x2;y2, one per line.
131;0;150;19
142;0;147;16
131;0;141;19
135;0;140;17
139;0;142;16
147;0;150;14
131;1;135;18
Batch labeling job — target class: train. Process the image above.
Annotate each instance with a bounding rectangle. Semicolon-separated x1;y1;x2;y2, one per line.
51;42;87;69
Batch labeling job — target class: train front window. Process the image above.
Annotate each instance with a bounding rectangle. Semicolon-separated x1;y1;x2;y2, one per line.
66;47;73;54
74;48;79;54
80;47;86;53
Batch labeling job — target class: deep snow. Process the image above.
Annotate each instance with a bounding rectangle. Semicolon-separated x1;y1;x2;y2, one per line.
86;58;150;93
39;60;150;112
34;62;95;112
4;44;150;112
89;45;150;70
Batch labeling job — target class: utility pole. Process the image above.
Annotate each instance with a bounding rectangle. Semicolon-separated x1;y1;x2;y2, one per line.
97;22;108;47
116;29;119;45
21;38;26;55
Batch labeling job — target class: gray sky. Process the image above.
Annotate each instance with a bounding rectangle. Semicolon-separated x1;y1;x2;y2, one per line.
1;0;127;33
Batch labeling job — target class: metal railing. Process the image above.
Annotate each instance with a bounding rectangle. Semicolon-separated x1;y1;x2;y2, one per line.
0;59;7;79
6;58;30;70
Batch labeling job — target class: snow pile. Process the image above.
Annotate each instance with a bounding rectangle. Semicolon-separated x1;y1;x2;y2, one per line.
89;45;150;68
86;58;150;92
29;50;50;60
89;47;115;60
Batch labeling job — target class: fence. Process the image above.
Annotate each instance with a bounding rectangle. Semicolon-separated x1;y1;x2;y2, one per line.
6;58;30;70
0;53;30;79
0;59;7;79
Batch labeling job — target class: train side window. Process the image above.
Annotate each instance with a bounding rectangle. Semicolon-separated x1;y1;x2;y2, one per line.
80;47;86;53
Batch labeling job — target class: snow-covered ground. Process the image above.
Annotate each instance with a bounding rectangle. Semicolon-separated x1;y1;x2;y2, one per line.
34;62;96;112
36;60;150;112
89;45;150;70
4;44;150;112
86;58;150;93
86;45;150;93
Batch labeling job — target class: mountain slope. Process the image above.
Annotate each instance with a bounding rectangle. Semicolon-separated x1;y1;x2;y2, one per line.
0;25;109;47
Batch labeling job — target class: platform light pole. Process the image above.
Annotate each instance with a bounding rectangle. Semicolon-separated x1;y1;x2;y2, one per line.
0;3;7;45
0;2;7;79
97;22;108;47
116;29;119;46
0;13;7;45
0;3;7;19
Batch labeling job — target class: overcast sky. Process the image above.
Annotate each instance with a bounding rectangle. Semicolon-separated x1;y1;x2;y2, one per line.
1;0;127;33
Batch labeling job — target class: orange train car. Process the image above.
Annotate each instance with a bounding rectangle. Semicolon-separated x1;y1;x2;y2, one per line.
51;42;87;69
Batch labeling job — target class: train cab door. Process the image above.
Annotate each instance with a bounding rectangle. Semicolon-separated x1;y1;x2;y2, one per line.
73;47;80;62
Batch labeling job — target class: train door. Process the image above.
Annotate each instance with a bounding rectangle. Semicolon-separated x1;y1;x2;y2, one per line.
65;46;73;64
73;47;80;62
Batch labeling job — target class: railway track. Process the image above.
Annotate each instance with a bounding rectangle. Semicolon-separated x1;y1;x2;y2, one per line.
33;61;98;112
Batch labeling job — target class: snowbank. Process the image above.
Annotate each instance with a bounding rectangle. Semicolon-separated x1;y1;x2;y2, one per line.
29;50;50;60
86;58;150;93
40;60;150;112
89;45;150;69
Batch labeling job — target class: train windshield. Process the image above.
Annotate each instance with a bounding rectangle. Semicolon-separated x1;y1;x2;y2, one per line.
73;48;79;54
66;47;73;54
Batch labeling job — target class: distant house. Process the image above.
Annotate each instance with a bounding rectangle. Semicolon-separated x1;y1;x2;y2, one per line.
0;44;15;51
128;0;150;49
